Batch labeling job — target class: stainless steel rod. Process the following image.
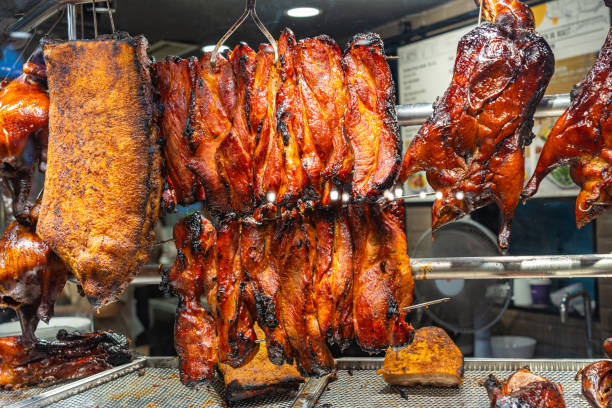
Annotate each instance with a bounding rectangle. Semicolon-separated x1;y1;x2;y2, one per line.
139;254;612;284
10;0;105;34
66;3;77;40
397;93;571;126
411;254;612;280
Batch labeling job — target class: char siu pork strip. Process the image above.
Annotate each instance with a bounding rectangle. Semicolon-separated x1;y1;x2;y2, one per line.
164;212;218;385
249;44;284;205
38;34;162;306
215;219;258;368
275;29;310;205
312;208;354;350
342;33;401;200
186;53;234;215
276;209;333;376
348;202;414;352
241;204;293;365
291;33;352;205
398;0;554;250
215;44;256;216
523;27;612;227
152;57;203;206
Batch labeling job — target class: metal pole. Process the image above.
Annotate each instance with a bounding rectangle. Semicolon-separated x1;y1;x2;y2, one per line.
396;93;571;126
66;3;77;40
410;254;612;280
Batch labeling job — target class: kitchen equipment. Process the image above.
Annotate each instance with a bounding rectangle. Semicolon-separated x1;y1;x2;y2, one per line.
491;335;537;358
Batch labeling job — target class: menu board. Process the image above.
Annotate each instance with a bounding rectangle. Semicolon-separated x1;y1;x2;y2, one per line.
397;0;610;200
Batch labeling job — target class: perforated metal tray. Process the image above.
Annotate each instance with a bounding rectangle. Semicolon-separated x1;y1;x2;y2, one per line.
0;357;599;407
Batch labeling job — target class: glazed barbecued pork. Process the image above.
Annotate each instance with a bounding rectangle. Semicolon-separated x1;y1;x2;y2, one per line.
485;369;566;408
0;203;67;347
312;208;354;350
293;32;352;205
215;44;256;216
0;52;48;222
522;26;612;227
152;57;203;206
398;0;554;250
249;44;284;205
241;204;292;365
343;33;400;200
215;219;258;368
0;329;131;389
37;34;162;306
276;208;333;375
186;53;234;214
164;212;218;385
348;202;414;352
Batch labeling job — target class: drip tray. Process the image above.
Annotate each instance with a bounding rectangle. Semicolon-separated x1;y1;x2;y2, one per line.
0;357;597;407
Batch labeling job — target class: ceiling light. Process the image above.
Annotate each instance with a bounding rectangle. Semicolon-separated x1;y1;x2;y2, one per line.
93;7;115;13
286;7;321;18
202;44;230;53
9;31;32;39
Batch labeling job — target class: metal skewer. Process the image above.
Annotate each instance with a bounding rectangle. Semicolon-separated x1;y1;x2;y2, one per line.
403;297;451;311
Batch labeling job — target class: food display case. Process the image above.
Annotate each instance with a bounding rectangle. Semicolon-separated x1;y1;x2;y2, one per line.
1;0;611;407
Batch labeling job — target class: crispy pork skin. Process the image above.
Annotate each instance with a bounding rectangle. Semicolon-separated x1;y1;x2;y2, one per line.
219;324;303;402
399;0;554;250
38;34;162;306
377;326;463;387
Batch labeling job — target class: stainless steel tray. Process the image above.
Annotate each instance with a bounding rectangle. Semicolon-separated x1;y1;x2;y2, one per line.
0;357;599;407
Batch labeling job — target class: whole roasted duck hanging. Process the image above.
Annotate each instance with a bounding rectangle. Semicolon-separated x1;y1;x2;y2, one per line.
522;0;612;228
398;0;554;250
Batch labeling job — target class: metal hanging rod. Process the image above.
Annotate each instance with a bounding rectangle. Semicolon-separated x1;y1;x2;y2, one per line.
10;0;110;34
396;93;571;126
134;253;612;285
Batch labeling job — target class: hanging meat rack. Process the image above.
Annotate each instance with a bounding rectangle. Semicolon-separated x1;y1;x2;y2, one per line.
8;2;606;285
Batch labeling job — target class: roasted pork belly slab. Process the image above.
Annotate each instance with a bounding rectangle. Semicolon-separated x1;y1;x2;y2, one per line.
38;33;162;306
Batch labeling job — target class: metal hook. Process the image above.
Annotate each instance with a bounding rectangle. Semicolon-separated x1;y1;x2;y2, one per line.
478;0;483;26
92;0;98;38
210;0;278;68
105;0;116;33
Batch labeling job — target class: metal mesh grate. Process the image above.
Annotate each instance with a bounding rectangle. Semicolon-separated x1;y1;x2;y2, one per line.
48;367;300;408
0;381;73;406
317;359;593;407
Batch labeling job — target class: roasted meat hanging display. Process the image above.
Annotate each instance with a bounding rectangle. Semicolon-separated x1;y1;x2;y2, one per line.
485;368;566;408
522;19;612;227
152;57;203;207
37;33;163;306
343;32;401;200
163;212;218;386
0;52;49;222
398;0;554;250
0;202;67;347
